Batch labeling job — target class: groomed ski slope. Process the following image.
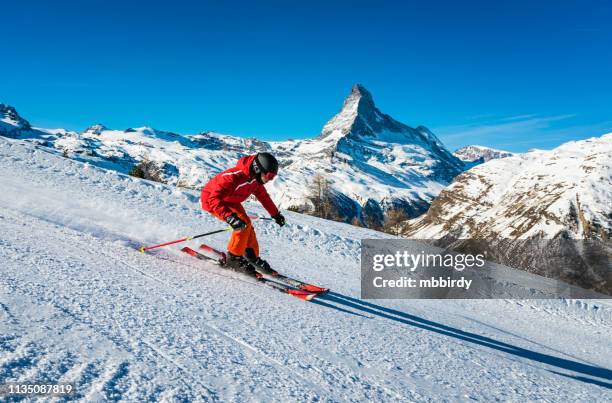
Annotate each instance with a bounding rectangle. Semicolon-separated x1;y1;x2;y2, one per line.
0;137;610;402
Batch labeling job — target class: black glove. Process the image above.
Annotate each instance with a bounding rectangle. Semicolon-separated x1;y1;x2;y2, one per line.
272;213;285;227
226;213;246;231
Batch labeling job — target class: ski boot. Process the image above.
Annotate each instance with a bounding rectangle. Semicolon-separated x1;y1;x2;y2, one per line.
252;257;277;276
224;252;257;277
244;248;277;276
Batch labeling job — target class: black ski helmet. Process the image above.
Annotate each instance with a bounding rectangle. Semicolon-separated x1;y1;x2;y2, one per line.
252;152;279;176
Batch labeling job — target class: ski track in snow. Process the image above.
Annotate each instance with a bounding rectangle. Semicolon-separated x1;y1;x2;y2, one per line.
1;137;611;402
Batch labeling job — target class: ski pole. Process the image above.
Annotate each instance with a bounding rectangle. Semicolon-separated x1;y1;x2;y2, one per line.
139;227;231;253
139;215;272;252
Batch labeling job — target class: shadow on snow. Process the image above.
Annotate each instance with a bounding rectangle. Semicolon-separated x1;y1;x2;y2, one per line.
318;291;612;389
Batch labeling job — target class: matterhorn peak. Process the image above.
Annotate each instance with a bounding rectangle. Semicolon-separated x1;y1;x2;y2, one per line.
351;83;370;95
320;84;418;142
320;84;379;139
346;84;375;110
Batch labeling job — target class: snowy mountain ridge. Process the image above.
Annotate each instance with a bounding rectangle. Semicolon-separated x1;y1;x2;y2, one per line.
404;133;612;293
0;85;465;225
453;144;515;164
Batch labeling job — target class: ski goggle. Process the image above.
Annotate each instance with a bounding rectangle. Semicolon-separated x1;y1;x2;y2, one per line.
262;171;277;181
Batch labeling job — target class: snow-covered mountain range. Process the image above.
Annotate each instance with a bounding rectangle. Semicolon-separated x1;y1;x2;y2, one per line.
0;104;271;188
0;85;465;225
404;133;612;293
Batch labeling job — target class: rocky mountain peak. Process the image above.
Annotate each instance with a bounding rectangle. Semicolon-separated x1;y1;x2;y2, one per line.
0;104;31;129
454;145;515;163
82;124;108;135
347;83;376;112
320;84;413;141
314;85;464;179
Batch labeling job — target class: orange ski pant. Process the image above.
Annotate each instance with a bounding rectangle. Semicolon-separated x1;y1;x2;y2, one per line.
212;203;259;257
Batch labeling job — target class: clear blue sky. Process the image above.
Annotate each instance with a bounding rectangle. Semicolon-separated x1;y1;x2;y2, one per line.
1;0;610;152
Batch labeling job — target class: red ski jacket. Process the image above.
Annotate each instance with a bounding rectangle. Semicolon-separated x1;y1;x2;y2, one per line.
200;154;279;219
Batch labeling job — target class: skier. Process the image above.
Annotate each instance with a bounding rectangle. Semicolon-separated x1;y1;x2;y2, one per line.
200;152;286;276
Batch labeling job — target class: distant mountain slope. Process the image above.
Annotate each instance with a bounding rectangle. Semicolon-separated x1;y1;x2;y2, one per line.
404;133;612;292
407;134;612;239
453;145;515;167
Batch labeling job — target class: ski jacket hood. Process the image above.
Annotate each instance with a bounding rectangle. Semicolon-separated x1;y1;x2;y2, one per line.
235;154;257;176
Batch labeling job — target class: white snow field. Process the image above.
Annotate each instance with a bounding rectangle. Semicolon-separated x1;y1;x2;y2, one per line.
1;136;611;402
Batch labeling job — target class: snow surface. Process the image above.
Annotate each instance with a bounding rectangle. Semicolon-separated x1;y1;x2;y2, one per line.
1;137;611;401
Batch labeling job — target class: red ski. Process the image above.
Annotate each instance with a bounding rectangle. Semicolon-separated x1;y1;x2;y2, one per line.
268;272;329;294
181;246;318;301
197;244;329;294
